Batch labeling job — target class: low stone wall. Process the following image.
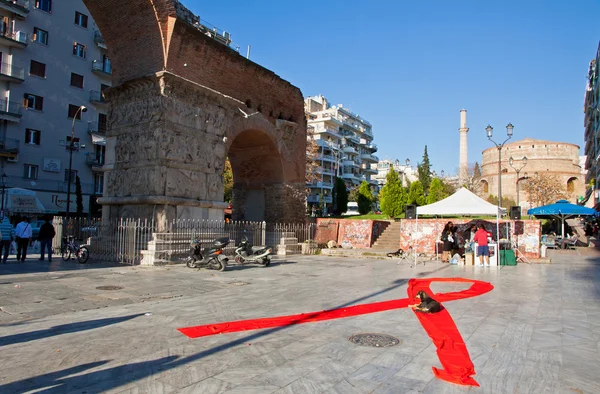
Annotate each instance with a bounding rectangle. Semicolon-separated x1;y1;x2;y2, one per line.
399;219;542;259
314;219;391;249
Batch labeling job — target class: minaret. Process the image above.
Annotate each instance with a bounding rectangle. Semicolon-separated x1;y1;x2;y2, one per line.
458;109;469;186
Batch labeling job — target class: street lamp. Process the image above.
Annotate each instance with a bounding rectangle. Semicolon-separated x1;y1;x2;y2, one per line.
441;170;445;178
66;105;87;224
0;173;6;219
509;156;528;207
486;123;514;208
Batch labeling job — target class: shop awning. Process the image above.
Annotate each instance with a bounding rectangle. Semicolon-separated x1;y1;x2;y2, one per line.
91;133;106;146
4;188;46;214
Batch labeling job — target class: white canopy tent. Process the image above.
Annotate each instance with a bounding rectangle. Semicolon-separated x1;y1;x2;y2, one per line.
414;188;505;263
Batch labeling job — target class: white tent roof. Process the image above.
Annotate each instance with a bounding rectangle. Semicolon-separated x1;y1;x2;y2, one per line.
416;187;504;216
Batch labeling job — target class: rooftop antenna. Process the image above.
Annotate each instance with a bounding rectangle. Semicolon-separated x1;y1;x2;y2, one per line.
246;45;251;59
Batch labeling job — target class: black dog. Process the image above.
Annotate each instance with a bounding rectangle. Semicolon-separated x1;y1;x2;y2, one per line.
386;248;405;258
410;290;441;313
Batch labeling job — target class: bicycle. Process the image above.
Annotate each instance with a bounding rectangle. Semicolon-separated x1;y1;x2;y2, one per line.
61;235;90;264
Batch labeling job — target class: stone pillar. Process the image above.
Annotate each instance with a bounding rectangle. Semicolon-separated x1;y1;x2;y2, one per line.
98;72;229;231
458;109;469;186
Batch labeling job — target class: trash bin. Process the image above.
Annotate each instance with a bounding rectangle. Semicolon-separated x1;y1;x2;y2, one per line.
499;250;517;266
540;244;547;258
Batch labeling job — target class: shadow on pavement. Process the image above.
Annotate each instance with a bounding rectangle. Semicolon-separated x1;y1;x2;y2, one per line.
1;265;449;392
0;314;145;347
0;259;127;276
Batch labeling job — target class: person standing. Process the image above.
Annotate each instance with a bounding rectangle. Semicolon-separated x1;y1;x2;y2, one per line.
14;217;32;262
0;217;14;263
38;217;56;262
441;221;456;262
473;226;490;267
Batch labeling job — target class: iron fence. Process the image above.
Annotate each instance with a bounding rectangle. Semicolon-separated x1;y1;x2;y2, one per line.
52;217;316;265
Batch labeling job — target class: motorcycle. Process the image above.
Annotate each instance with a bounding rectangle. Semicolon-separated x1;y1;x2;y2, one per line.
234;235;273;266
186;236;229;271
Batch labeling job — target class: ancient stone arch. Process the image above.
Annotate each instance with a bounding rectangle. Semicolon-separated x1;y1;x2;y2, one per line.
83;0;306;228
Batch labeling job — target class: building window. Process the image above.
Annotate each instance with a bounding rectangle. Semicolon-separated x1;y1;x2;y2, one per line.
24;93;43;111
74;12;88;28
29;60;46;78
25;129;41;145
94;174;104;194
68;104;84;119
95;145;105;165
98;113;107;133
70;73;84;88
35;0;51;12
64;169;77;183
33;27;48;45
72;42;86;59
24;164;38;180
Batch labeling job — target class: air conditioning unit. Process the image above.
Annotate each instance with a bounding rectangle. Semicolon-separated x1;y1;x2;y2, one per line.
7;154;18;163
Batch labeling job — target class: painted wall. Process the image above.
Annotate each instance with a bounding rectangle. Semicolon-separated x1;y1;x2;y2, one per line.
314;218;390;249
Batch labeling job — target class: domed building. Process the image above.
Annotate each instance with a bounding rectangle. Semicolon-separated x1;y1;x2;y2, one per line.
479;138;585;211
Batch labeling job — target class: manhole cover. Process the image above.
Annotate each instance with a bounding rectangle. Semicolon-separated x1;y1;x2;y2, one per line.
229;281;249;286
96;286;123;291
348;333;401;348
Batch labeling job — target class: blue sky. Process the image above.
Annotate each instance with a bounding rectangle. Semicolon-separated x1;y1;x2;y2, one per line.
187;0;600;175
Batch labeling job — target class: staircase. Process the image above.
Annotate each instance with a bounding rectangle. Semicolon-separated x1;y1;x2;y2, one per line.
372;221;401;250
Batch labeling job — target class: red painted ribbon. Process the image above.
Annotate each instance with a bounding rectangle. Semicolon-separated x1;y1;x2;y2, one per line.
177;277;493;387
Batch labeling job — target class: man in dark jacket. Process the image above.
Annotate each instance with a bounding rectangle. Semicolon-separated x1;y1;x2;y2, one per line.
38;217;56;262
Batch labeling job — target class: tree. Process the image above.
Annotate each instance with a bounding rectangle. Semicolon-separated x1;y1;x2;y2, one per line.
305;125;321;195
348;186;359;202
333;177;348;214
441;178;456;196
426;178;447;204
473;162;482;179
417;146;432;193
380;169;407;218
486;194;517;210
75;175;84;216
408;180;426;206
524;173;567;207
223;157;233;203
357;180;373;214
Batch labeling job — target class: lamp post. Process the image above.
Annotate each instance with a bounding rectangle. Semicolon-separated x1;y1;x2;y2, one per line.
0;173;6;220
486;123;514;208
508;156;528;207
66;105;87;224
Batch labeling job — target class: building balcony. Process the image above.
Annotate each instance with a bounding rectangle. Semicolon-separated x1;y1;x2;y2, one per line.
342;159;359;167
342;146;357;155
316;139;340;150
89;90;107;105
88;121;107;135
0;0;30;18
316;154;335;162
320;168;335;176
308;181;333;189
307;195;332;204
343;133;360;144
341;172;358;181
365;143;377;152
94;30;107;49
0;62;24;82
92;61;112;76
0;99;22;121
310;114;342;126
311;126;341;137
4;176;95;194
361;165;377;174
86;156;105;170
0;138;19;159
0;29;28;48
361;153;379;163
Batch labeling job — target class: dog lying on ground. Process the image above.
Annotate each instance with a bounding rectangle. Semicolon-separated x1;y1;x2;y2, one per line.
386;248;405;258
409;290;441;313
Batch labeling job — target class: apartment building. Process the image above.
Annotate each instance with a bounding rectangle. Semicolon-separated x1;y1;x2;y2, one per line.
305;95;378;212
584;44;600;208
0;0;110;217
373;159;417;190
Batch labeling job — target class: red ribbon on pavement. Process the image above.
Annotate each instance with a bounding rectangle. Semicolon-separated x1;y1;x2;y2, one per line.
178;277;493;387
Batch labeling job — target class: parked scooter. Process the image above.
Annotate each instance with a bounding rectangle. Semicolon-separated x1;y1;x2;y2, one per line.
234;235;273;266
186;236;229;271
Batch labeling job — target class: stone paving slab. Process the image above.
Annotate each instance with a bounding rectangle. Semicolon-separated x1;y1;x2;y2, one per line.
0;249;599;393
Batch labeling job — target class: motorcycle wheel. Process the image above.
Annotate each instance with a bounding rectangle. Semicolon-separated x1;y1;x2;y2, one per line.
210;258;226;272
186;257;196;268
262;257;271;267
234;255;244;264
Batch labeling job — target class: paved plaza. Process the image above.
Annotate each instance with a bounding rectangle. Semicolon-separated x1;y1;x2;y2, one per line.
1;248;600;394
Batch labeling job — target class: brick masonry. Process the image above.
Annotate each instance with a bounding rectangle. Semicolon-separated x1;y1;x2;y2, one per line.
83;0;307;224
314;219;390;249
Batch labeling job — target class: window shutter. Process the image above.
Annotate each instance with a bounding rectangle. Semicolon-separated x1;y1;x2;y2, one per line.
35;96;43;111
34;131;40;145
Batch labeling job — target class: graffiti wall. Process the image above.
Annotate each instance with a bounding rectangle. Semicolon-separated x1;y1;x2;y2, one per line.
314;219;391;249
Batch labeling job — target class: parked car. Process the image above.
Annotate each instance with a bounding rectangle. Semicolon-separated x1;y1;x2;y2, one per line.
342;202;360;216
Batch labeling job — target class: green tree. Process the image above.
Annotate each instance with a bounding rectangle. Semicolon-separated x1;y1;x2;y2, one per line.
348;186;359;202
380;169;407;218
333;177;348;215
75;175;84;216
417;146;432;193
473;162;481;178
426;178;447;204
486;194;517;210
408;180;426;206
223;158;233;203
441;178;456;196
357;180;373;214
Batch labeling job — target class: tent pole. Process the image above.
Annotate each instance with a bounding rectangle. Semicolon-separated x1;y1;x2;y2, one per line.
414;214;418;267
497;210;500;268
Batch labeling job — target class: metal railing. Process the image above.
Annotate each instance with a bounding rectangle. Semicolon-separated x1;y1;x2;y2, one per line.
85;156;104;166
0;62;24;79
88;121;107;134
0;0;30;11
93;30;106;48
52;217;317;265
89;90;105;103
92;61;111;75
0;138;20;152
0;30;28;44
0;99;22;116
